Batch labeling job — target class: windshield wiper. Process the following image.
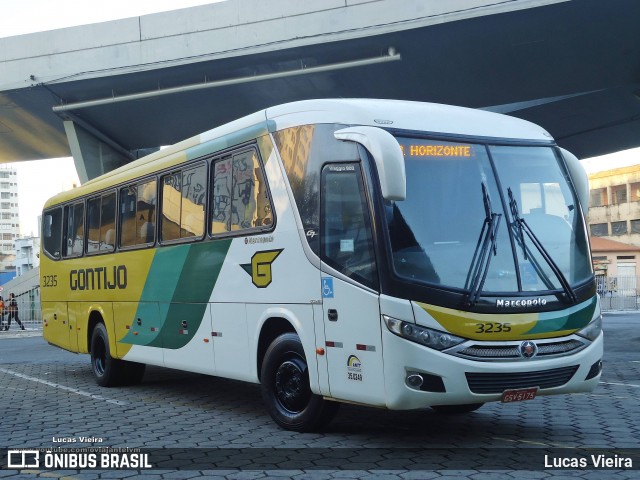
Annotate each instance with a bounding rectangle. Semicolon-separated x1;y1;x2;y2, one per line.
507;188;578;304
464;182;501;308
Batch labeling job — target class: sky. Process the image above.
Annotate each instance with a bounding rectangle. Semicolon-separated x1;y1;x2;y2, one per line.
580;148;640;175
3;0;640;236
15;158;79;237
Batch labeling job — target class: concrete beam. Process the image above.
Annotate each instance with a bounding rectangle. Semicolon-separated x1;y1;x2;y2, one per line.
0;0;568;90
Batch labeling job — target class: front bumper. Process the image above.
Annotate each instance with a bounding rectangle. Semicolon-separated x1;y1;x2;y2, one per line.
382;328;603;410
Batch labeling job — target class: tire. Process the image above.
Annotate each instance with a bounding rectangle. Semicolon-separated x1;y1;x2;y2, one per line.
430;403;484;414
261;333;339;432
90;323;125;387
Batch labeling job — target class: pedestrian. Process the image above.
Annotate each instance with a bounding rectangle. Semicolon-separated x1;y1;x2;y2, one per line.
5;293;25;331
0;296;5;331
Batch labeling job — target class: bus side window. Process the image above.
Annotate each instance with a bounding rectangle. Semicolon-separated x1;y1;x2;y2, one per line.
120;180;156;248
136;180;157;244
86;197;101;254
321;164;378;289
100;192;117;250
211;157;232;234
43;208;62;259
63;202;84;258
88;192;117;253
210;148;273;236
180;164;206;238
231;150;271;231
161;164;205;242
120;186;138;247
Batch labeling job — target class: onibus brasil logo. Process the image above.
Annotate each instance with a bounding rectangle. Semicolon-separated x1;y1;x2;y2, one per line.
240;249;283;288
7;449;152;469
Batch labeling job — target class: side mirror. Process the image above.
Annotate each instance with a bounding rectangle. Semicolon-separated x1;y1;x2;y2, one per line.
334;126;406;201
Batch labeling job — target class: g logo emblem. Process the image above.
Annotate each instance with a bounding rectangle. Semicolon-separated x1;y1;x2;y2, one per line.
241;249;283;288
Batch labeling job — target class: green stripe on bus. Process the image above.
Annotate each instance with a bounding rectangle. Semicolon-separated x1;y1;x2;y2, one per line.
121;239;232;348
119;246;189;346
524;296;597;335
147;239;232;349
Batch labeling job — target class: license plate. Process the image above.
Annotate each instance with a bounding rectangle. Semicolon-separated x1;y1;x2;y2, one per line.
501;386;538;403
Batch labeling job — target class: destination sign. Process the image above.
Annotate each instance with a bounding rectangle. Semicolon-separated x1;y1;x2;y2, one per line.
400;144;473;157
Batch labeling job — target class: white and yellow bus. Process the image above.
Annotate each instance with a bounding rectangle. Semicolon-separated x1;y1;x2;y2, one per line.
41;99;602;431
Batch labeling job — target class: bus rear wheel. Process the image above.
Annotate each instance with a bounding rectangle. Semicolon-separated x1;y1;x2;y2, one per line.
90;323;145;387
430;403;484;414
260;333;338;432
90;323;122;387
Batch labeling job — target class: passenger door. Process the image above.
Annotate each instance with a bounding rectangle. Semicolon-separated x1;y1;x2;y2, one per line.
320;163;385;406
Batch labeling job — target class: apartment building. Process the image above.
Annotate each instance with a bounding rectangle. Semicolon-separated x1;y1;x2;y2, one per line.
15;236;39;276
588;165;640;245
0;165;19;255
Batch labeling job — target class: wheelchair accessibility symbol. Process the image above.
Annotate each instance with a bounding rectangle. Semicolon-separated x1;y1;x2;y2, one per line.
322;277;334;298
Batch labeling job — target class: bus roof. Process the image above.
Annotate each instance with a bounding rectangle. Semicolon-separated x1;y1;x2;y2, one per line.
44;99;552;208
265;99;552;142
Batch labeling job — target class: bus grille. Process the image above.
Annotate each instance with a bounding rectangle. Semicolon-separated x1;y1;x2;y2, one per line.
454;339;585;361
465;365;579;394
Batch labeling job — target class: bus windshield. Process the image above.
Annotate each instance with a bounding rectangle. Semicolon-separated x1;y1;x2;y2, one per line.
387;138;592;296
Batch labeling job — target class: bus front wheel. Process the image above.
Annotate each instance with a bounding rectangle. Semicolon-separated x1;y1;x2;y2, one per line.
260;333;338;432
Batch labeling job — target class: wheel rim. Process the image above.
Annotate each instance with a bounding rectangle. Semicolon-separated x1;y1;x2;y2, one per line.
274;356;310;413
93;338;106;376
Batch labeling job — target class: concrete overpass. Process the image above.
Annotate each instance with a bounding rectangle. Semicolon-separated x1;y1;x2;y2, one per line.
1;0;639;182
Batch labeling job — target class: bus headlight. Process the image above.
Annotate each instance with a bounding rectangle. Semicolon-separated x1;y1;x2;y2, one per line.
576;315;602;341
384;315;465;351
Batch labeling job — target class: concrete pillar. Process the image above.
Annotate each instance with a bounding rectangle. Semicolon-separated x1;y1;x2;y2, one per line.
63;120;131;183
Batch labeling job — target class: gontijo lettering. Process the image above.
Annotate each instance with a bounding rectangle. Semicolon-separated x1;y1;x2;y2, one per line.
400;144;472;157
70;266;127;291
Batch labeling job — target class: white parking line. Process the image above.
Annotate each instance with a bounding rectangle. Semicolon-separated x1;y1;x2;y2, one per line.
492;436;571;448
0;367;129;406
582;393;630;400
